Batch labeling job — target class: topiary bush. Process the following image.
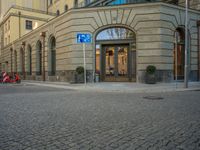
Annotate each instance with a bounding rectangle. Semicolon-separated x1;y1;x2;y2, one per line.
76;66;84;74
146;65;156;75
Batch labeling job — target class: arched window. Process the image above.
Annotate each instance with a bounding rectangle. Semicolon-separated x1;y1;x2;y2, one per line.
48;36;56;76
14;50;17;72
64;5;68;12
56;10;60;16
96;27;135;41
174;27;186;80
20;47;25;78
74;0;78;8
85;0;90;5
10;48;13;74
36;41;42;75
27;44;32;75
19;48;23;74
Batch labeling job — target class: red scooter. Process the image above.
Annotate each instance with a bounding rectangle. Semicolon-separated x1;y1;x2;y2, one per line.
0;72;21;83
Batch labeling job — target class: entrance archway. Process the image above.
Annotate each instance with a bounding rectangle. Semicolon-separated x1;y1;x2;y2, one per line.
95;27;136;82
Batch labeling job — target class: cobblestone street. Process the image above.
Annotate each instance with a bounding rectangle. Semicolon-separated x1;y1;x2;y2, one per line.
0;84;200;150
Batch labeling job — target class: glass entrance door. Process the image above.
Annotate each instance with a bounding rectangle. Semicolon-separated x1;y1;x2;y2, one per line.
103;45;129;81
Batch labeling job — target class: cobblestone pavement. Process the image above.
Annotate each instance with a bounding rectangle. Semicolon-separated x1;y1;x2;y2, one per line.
0;84;200;150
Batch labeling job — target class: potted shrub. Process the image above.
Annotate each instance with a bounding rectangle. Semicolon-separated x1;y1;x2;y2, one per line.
75;66;84;83
145;65;157;84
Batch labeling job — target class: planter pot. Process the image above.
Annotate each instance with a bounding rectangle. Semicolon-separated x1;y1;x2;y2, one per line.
75;73;84;83
145;74;156;84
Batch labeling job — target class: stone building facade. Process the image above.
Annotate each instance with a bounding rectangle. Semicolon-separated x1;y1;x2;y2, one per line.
0;2;200;83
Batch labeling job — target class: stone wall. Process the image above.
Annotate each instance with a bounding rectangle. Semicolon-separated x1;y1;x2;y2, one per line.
0;2;200;83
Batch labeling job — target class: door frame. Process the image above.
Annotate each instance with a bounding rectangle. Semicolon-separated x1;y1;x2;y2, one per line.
101;44;130;82
96;39;136;82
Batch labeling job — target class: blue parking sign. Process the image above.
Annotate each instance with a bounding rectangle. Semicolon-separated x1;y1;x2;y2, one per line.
77;33;92;43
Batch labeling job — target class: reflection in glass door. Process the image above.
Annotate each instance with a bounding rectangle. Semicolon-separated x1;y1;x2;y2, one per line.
105;47;115;77
103;45;129;81
117;46;128;77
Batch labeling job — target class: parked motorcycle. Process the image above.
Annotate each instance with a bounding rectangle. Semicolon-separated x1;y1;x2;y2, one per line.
0;72;21;83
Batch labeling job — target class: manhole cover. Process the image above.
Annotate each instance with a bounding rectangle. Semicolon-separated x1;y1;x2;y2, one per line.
143;96;164;100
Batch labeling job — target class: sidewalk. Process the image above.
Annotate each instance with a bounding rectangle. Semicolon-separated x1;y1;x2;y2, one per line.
22;80;200;93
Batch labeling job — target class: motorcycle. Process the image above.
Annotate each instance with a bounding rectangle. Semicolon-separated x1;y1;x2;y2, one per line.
0;72;21;83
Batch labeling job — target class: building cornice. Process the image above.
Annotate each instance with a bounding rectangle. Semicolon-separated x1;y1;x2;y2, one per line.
3;2;200;48
0;7;55;26
72;2;200;14
3;5;56;18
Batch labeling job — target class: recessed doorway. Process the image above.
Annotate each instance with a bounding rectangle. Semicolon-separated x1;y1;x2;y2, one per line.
102;44;129;81
95;27;136;82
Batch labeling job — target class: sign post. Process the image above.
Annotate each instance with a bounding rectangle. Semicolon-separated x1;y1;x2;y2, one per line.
175;32;178;88
83;43;86;85
76;33;92;85
184;0;188;88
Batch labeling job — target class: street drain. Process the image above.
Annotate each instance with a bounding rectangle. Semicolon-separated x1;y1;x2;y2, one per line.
143;96;164;100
